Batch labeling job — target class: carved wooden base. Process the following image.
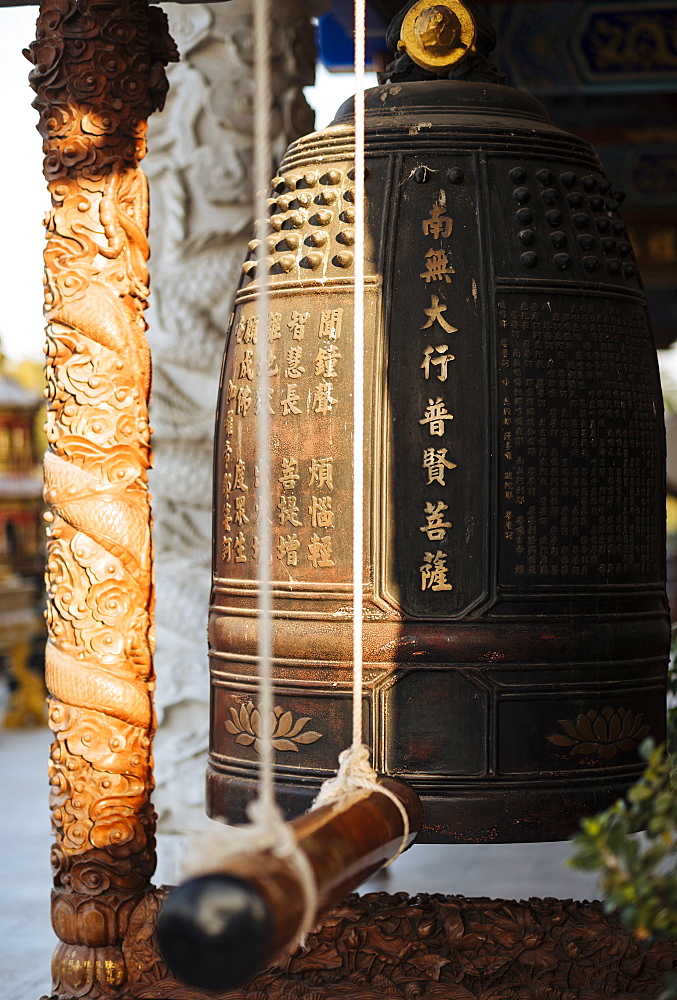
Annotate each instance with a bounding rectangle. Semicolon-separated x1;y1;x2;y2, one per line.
38;889;676;999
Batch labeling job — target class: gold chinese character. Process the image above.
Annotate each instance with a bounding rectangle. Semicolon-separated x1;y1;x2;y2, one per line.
318;308;342;340
421;344;455;382
420;550;453;591
268;312;282;342
419;500;452;541
227;379;238;402
421;295;457;335
223;471;233;494
314;345;341;379
279;457;300;490
235;318;246;344
308;533;335;568
254;386;275;415
225;410;235;435
420;397;453;436
312;381;336;415
422;447;457;486
309;457;333;490
222;502;232;533
422;202;453;239
234;459;248;491
236;386;252;417
235;495;249;526
224;440;233;464
277;533;301;566
252;536;259;562
420;248;455;283
288;310;310;341
243;317;258;344
285;346;305;379
277;494;302;526
234;532;247;563
239;349;254;381
280;384;302;415
222;536;233;562
308;495;334;528
267;349;279;377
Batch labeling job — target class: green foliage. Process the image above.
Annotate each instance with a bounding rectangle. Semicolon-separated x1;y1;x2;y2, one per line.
570;741;677;997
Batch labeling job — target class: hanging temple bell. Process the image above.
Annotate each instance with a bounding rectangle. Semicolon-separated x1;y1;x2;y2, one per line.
207;0;669;845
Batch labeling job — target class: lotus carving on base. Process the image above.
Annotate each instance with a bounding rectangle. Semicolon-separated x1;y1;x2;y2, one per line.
547;706;649;760
226;701;322;754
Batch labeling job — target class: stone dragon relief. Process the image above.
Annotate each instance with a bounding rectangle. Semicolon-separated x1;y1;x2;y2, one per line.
26;0;177;995
143;0;318;851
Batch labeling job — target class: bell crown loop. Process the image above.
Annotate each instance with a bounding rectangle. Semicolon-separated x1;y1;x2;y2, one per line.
382;0;503;85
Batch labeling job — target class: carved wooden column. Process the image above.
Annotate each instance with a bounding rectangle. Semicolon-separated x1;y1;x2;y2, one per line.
142;0;318;863
26;3;177;996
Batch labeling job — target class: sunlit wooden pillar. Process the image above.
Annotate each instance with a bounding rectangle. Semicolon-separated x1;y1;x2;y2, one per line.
26;2;177;995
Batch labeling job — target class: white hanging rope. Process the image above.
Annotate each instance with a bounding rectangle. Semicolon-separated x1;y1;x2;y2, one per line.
185;0;318;951
312;0;409;868
187;0;408;943
253;0;275;823
351;0;366;759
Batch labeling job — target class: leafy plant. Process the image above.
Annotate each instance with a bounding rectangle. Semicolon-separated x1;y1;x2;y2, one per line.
570;740;677;998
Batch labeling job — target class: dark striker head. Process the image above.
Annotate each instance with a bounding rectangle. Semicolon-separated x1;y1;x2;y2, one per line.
156;873;273;991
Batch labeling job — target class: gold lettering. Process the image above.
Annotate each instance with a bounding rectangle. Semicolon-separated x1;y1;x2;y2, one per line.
308;495;334;528
285;346;306;379
422;447;457;486
318;308;342;340
312;381;336;415
233;459;248;492
308;533;335;568
280;384;302;415
308;457;333;491
234;495;249;526
234;532;247;563
279;457;300;490
277;494;302;526
421;294;457;334
419;500;452;541
421;344;455;381
277;533;301;566
422;202;453;239
420;550;453;591
420;248;455;283
419;397;453;436
288;310;310;341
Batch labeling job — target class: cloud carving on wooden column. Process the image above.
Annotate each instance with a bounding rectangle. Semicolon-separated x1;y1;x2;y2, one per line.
26;0;177;994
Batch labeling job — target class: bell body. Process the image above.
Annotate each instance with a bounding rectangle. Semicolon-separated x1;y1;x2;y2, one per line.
208;80;669;842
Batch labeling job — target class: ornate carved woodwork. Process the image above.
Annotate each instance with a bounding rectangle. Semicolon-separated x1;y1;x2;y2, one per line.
99;890;677;999
26;0;177;994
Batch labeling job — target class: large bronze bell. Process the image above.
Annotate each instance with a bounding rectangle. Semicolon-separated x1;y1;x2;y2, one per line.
207;0;669;843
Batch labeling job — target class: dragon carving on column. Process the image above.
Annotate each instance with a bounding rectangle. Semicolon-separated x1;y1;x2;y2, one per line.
26;2;177;995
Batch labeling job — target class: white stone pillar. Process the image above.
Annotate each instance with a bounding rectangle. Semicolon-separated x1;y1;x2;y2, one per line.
144;0;319;876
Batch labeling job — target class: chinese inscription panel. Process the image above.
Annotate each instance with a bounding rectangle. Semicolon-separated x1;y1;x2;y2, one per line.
498;294;663;586
385;156;488;617
214;292;362;585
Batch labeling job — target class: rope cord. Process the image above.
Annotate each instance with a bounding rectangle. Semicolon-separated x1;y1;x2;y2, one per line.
184;0;318;951
312;0;409;868
352;0;366;757
185;0;407;945
253;0;275;823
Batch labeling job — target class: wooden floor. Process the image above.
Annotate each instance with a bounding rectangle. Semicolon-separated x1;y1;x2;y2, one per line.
2;727;600;1000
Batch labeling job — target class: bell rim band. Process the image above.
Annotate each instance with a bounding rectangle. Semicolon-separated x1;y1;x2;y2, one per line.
399;0;477;74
